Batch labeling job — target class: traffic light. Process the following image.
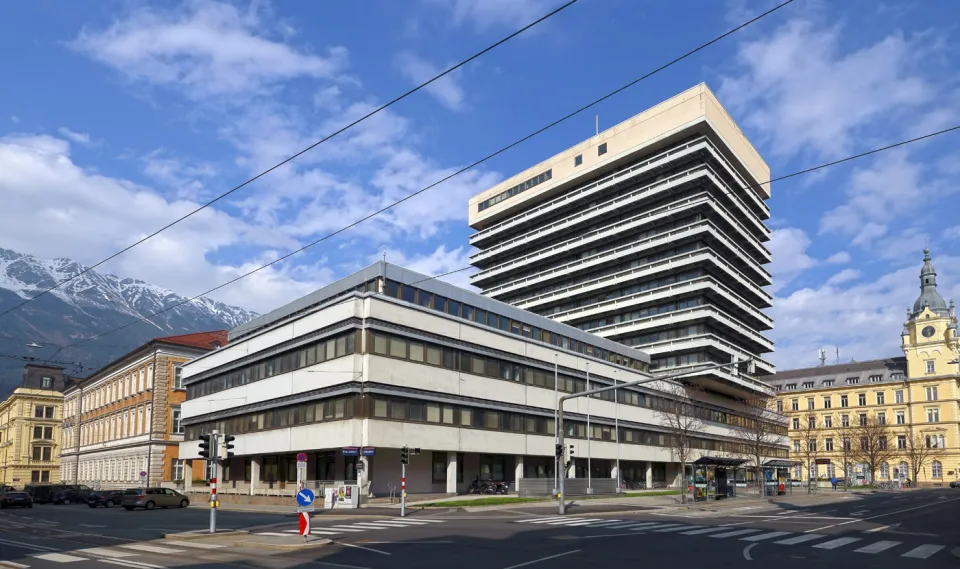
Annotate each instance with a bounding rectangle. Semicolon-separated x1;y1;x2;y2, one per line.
198;434;212;459
412;447;421;455
555;443;563;458
401;445;409;465
222;435;235;459
566;444;575;470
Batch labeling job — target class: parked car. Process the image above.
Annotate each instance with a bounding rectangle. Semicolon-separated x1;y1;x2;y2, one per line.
87;489;127;508
950;480;960;488
0;491;34;509
0;485;17;493
24;484;66;504
52;485;92;505
121;488;190;510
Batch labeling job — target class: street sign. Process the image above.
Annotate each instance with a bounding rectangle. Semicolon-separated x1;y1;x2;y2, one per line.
341;447;359;456
299;511;311;536
361;447;376;457
297;505;315;513
139;471;147;477
296;452;307;463
296;488;315;507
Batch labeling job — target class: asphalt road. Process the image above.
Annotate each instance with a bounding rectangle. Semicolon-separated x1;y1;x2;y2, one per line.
1;489;957;569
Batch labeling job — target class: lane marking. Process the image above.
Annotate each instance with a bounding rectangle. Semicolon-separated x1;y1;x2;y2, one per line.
100;559;167;569
710;529;762;539
864;525;891;533
77;548;139;558
812;537;861;550
743;543;756;561
806;496;960;533
0;539;59;552
405;519;446;523
343;524;388;530
655;525;704;533
30;554;85;563
682;527;730;535
79;524;107;528
631;523;681;531
116;544;184;554
327;526;368;532
502;550;580;569
854;541;901;554
164;541;226;549
741;531;792;542
775;534;824;545
0;561;31;569
363;541;453;544
901;544;945;559
256;532;294;536
337;542;390;556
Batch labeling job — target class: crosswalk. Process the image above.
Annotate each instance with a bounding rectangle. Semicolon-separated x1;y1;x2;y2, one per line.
514;517;949;560
11;540;227;567
252;517;448;538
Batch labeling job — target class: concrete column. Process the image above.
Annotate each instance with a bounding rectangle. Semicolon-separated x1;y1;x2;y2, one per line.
250;457;262;496
645;462;653;489
184;461;193;491
514;456;524;494
446;452;458;494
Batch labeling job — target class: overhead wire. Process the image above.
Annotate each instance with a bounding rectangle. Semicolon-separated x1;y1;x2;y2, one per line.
0;0;579;322
46;0;799;353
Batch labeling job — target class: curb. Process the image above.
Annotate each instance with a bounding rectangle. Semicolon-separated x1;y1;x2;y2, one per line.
164;530;249;541
238;538;332;550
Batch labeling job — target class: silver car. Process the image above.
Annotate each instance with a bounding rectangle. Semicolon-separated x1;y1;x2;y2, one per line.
121;487;190;510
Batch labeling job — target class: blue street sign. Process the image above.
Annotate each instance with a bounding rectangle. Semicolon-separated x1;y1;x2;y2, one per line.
362;447;376;457
342;447;360;456
296;488;315;507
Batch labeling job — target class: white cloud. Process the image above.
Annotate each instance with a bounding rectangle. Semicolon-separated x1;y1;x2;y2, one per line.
141;149;219;200
825;268;860;286
395;52;466;111
69;0;349;100
423;0;553;30
57;127;93;146
377;245;477;289
944;226;960;240
825;251;851;264
767;227;816;293
719;18;934;159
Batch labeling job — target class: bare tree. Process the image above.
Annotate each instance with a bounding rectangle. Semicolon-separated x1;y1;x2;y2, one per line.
655;382;705;504
834;419;856;488
730;395;783;498
796;413;822;493
849;413;897;484
904;432;947;486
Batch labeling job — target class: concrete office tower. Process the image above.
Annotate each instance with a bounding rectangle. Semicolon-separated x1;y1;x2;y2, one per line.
468;84;774;398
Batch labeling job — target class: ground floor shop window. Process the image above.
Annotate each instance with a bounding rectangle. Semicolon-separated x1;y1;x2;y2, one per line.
525;456;555;479
316;451;335;480
344;455;357;480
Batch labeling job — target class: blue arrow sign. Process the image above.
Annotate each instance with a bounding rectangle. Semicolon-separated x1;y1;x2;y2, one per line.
296;489;315;506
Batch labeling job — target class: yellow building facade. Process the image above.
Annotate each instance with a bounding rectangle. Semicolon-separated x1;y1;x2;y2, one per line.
771;250;960;486
0;365;68;487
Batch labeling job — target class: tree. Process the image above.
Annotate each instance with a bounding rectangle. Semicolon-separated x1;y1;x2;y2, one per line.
655;382;705;504
834;419;856;488
730;395;784;498
904;432;947;486
795;413;822;493
849;413;897;485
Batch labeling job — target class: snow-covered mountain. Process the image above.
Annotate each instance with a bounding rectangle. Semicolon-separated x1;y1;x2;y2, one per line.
0;247;258;395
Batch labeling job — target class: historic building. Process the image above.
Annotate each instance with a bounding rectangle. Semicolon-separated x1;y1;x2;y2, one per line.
770;249;960;485
60;331;228;489
467;83;775;401
177;262;786;497
0;364;68;486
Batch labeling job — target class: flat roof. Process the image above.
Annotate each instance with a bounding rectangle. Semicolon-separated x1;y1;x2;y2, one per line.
230;261;650;364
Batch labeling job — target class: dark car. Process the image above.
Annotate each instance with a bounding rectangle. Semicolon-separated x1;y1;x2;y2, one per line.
24;484;65;504
121;487;190;510
0;491;34;509
950;480;960;488
87;490;126;508
52;485;92;505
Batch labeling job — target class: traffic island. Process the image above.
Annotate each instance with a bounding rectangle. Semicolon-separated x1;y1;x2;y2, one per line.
234;534;333;550
164;529;250;541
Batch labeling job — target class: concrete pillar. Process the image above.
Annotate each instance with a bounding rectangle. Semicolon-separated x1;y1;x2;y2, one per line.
645;462;653;489
359;456;371;497
514;456;524;494
446;452;458;494
250;457;262;496
184;461;193;491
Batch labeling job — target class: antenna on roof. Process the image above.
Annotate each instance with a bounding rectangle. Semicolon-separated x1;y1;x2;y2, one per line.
818;348;827;367
835;346;840;365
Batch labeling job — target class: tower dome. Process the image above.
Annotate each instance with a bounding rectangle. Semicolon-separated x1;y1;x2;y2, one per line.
912;248;949;316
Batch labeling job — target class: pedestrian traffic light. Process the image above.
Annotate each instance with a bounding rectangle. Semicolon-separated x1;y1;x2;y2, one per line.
198;434;212;459
401;445;408;465
569;444;575;458
222;434;235;459
555;443;563;458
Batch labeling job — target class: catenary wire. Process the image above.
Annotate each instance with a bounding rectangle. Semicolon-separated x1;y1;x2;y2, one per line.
40;1;825;354
0;0;579;322
55;123;960;354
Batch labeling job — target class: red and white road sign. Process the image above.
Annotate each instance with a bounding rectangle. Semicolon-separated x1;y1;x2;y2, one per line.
299;512;311;536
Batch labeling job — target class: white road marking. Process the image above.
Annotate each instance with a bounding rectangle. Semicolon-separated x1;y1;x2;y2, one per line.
30;554;85;564
100;559;167;569
344;524;388;530
406;518;445;523
516;517;565;523
605;522;655;529
806;496;960;533
741;531;792;542
743;543;756;561
77;548;139;558
0;561;31;569
370;520;429;526
164;541;226;549
575;521;623;527
116;544;184;554
502;550;580;569
854;541;901;554
631;523;681;531
0;538;59;552
542;519;591;525
681;527;731;535
812;537;861;550
775;534;824;545
901;544;945;559
655;525;704;533
710;529;761;539
864;525;891;533
256;532;296;536
337;542;390;556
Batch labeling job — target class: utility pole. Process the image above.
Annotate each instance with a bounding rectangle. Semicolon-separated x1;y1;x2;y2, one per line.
400;445;408;517
198;431;218;533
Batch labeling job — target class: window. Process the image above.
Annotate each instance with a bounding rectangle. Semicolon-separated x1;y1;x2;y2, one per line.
802;382;814;389
897;435;907;449
869;375;882;383
842;438;851;451
879;462;890;478
860;437;869;451
846;377;859;385
840;395;848;408
33;426;53;439
822;379;835;387
807;439;817;452
574;154;583;167
823;396;832;409
927;408;940;422
34;405;54;419
32;446;52;461
793;440;801;452
877;412;886;425
808;416;816;429
896;411;905;424
786;384;797;391
598;143;607;156
841;415;850;427
804;398;813;410
791;399;799;411
925;435;945;449
776;400;783;413
925;386;938;401
171;459;184;481
31;470;50;483
878;437;888;450
173;365;184;389
432;452;448;483
857;393;866;406
172;407;183;434
41;375;53;388
823;415;833;428
875;392;885;405
825;438;834;451
792;418;800;430
925;360;935;374
858;413;867;426
895;390;904;403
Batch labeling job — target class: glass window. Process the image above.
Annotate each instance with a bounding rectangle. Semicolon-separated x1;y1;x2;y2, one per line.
426;346;441;366
389;337;407;359
426;404;441;423
409;342;425;362
373;333;388;355
374;400;388;418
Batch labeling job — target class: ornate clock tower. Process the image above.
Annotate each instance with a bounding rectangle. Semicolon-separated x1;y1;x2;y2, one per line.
901;249;959;378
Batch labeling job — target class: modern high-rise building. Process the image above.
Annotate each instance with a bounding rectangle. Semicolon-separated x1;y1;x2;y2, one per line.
468;84;774;399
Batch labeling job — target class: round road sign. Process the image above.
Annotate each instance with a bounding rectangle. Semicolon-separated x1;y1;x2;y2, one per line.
296;488;315;506
296;452;308;463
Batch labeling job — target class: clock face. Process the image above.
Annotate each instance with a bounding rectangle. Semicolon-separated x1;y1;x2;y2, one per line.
922;326;936;338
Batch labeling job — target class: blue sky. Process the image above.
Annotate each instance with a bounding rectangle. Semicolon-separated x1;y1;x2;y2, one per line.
1;0;958;369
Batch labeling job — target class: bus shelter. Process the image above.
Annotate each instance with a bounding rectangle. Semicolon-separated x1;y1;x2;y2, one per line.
690;457;748;502
763;459;800;496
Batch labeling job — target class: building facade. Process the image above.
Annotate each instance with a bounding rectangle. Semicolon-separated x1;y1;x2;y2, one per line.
177;263;786;497
0;364;68;486
467;84;774;400
60;331;227;489
771;250;960;485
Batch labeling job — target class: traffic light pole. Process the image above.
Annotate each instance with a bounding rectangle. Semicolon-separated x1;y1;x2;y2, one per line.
400;460;406;518
210;430;219;534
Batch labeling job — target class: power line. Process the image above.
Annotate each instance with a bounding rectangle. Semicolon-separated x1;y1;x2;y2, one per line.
50;0;796;352
0;0;578;323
